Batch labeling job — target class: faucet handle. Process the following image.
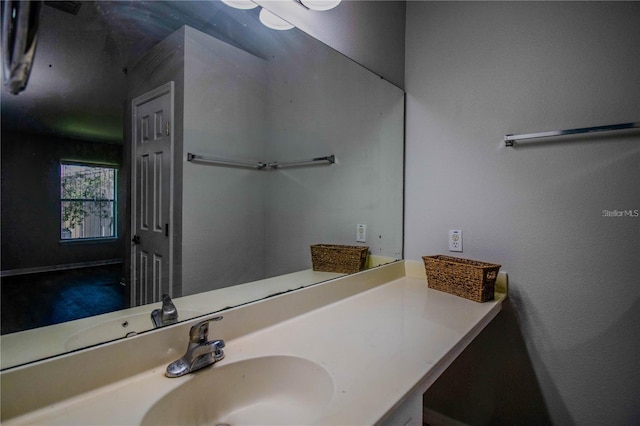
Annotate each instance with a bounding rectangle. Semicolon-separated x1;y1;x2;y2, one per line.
189;321;209;343
161;294;178;321
150;294;178;328
189;316;223;343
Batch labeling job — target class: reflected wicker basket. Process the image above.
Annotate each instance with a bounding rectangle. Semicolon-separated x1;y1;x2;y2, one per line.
422;255;501;302
311;244;369;274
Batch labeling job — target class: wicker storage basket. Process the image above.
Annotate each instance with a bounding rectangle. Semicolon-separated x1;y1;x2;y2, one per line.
422;255;501;302
311;244;369;274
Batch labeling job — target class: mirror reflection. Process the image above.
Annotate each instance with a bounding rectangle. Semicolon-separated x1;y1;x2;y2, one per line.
0;0;404;370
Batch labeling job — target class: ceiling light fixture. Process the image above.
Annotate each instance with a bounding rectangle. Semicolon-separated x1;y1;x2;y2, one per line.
222;0;339;32
258;8;294;31
296;0;341;11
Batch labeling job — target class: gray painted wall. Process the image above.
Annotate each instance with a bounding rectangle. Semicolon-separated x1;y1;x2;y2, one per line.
181;27;268;295
405;2;640;425
264;31;404;276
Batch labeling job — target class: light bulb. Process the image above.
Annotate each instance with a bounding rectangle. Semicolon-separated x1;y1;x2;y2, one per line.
259;8;294;30
300;0;341;11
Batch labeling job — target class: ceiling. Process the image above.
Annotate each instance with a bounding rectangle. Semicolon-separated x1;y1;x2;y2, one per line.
1;1;281;143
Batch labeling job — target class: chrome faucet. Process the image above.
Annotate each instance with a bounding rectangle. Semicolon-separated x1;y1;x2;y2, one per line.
151;294;178;328
165;317;225;378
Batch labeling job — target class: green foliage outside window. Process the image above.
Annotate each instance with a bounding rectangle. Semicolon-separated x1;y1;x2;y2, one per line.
60;163;116;240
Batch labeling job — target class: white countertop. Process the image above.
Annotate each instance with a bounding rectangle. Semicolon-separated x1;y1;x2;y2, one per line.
1;260;506;425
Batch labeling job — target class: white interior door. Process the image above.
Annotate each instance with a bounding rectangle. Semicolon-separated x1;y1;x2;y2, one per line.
131;82;174;306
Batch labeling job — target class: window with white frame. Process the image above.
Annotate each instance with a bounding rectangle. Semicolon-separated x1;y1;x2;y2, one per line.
60;162;117;240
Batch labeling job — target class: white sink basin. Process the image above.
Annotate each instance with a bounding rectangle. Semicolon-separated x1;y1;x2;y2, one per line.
141;355;334;426
64;310;203;350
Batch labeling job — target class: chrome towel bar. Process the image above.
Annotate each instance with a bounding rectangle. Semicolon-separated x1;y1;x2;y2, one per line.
268;155;335;169
186;153;267;169
186;153;335;170
504;121;639;146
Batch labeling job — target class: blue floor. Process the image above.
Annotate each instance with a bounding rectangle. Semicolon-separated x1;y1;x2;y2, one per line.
1;264;125;335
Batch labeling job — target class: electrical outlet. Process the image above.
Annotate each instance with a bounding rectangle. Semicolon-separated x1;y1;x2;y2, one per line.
356;224;367;243
449;230;463;252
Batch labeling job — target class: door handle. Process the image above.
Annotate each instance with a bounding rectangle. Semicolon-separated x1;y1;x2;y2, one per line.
132;235;141;244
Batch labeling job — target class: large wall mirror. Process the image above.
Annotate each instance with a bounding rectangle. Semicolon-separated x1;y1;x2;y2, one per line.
0;0;404;370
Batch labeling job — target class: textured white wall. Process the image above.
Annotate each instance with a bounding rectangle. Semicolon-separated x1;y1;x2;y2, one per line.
405;2;640;424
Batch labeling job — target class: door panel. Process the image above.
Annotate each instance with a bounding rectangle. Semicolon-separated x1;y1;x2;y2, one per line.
131;83;174;306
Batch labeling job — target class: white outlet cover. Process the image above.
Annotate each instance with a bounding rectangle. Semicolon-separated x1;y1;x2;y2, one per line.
356;224;367;243
449;230;463;252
